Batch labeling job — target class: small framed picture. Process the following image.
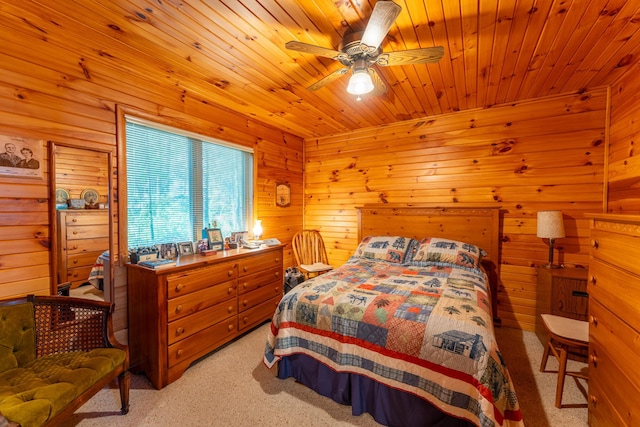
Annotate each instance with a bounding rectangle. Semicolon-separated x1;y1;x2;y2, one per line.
196;239;209;253
207;228;224;250
231;231;249;246
178;242;194;256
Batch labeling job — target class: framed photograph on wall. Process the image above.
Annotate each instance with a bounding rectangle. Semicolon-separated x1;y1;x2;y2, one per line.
207;228;224;251
0;135;44;179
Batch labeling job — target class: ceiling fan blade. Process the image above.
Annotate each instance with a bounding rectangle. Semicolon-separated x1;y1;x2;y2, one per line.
376;46;445;66
368;68;387;96
307;67;350;91
360;1;402;52
285;41;343;60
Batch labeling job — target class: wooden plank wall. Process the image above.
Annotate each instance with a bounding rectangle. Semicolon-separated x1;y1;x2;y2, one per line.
609;63;640;213
0;35;303;304
304;89;607;331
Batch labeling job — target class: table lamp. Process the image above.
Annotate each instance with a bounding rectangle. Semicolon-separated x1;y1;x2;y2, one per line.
537;210;565;268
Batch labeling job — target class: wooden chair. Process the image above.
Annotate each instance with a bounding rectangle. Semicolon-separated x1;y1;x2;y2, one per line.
539;313;589;408
291;230;333;279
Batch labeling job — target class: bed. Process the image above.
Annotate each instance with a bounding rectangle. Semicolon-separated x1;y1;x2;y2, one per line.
264;205;523;427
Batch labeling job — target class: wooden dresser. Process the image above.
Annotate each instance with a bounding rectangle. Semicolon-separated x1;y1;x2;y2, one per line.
535;266;589;346
56;210;109;288
587;214;640;426
127;245;283;389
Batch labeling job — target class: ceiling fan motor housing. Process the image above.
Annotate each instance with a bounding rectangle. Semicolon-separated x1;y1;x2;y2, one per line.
338;31;382;66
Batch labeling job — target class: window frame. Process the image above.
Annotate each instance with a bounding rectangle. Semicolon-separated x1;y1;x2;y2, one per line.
116;106;257;265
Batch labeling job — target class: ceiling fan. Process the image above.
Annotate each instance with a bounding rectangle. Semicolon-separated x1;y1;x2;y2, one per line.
286;1;444;99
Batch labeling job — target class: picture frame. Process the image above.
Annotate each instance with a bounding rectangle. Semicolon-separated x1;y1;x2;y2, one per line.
231;231;249;246
178;241;194;256
0;135;44;179
207;228;224;251
195;239;209;253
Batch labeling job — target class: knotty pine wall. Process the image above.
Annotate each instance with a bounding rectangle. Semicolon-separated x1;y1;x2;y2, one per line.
304;89;607;331
0;56;303;302
609;63;640;213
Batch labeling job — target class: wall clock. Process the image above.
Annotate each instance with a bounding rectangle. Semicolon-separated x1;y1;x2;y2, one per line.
275;182;291;207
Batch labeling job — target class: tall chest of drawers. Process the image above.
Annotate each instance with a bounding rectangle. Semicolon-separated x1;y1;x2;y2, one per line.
56;210;109;287
587;214;640;426
127;246;283;389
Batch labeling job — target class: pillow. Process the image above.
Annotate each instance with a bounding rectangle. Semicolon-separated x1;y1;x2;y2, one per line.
353;236;417;264
410;237;484;270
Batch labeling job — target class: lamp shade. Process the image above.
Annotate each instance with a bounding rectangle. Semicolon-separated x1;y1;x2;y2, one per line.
347;70;374;95
536;211;565;239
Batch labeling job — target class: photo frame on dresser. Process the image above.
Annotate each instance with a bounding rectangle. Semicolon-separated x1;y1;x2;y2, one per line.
178;242;194;256
207;228;224;251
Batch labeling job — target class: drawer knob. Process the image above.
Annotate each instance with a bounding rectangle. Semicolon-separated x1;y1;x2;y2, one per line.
243;282;248;289
591;239;599;249
244;266;248;272
228;306;233;313
590;315;598;326
72;245;78;250
177;349;184;358
228;270;234;277
590;276;596;285
176;305;183;313
275;272;280;278
175;283;184;292
275;287;279;293
589;354;598;366
243;316;248;324
590;395;597;405
72;218;78;222
275;258;280;263
73;231;78;235
176;327;185;335
228;287;234;295
243;299;248;306
228;324;234;332
73;260;78;264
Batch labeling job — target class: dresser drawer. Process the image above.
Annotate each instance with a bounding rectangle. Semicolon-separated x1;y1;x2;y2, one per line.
239;296;279;333
238;267;282;294
588;376;629;427
168;318;237;368
167;279;236;322
589;258;640;332
64;266;94;284
168;301;237;345
239;283;282;312
63;211;109;226
66;224;109;240
590;228;640;275
67;250;105;269
589;299;640;391
166;261;237;298
237;250;282;277
65;237;109;254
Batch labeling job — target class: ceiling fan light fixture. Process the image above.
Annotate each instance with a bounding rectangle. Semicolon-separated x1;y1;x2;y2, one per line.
347;69;374;95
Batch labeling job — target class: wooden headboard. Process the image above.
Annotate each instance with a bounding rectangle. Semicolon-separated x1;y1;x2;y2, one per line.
357;205;501;322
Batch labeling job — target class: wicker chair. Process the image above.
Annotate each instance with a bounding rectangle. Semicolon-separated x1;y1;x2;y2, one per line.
291;230;333;279
0;295;129;426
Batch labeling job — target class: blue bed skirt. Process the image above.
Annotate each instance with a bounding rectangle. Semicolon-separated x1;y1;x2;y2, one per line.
277;354;475;427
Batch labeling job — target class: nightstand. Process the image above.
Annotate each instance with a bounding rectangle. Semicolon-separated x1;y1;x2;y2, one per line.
535;266;589;347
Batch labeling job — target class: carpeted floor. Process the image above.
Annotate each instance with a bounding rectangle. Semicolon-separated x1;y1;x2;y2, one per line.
60;323;588;426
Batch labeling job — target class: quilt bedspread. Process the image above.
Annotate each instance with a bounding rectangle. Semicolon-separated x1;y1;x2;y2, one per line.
264;258;523;426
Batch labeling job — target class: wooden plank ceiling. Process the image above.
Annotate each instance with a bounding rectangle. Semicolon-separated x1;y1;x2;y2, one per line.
5;0;640;139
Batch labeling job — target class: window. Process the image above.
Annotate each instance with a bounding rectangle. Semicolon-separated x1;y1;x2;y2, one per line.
125;117;253;248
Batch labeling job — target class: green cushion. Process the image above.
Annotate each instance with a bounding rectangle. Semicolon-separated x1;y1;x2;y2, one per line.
0;348;126;427
0;303;36;372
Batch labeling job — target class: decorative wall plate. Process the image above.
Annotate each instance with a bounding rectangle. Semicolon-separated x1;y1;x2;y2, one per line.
55;188;69;204
80;188;100;206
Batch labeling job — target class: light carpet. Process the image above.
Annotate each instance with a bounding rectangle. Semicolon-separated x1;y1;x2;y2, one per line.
60;323;588;427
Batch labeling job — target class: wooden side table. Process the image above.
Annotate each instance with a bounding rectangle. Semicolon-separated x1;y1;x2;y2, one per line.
535;266;589;347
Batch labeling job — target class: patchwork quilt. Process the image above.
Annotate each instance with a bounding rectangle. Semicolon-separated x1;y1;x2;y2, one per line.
264;258;523;427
